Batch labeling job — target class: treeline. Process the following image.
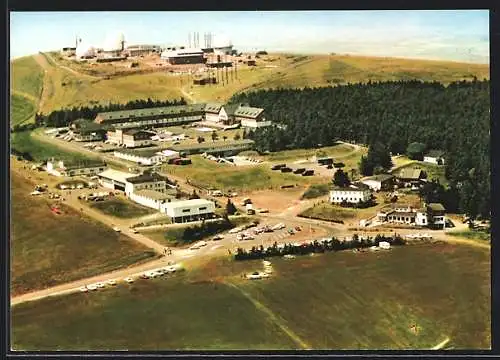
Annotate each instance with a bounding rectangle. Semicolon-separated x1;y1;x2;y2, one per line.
231;80;490;219
11;97;187;132
234;234;406;260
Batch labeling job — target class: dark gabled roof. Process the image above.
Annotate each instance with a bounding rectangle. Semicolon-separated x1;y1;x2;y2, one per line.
363;174;395;182
95;104;206;122
221;104;241;117
425;149;445;158
398;168;425;180
427;203;445;212
332;182;371;192
123;129;153;138
204;103;223;113
126;172;168;184
72;119;104;132
62;159;107;170
387;211;417;217
233;106;264;119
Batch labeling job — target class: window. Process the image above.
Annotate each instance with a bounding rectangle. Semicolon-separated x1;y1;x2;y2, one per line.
199;207;207;210
182;209;190;213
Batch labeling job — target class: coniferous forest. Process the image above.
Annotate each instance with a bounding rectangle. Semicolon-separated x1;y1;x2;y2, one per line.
232;80;490;219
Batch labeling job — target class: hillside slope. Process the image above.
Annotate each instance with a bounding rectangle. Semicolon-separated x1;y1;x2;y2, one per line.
10;52;489;115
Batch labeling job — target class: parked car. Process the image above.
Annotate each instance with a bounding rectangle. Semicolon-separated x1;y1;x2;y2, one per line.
124;277;134;283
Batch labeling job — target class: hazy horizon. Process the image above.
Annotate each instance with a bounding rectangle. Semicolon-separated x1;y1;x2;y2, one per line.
10;10;490;64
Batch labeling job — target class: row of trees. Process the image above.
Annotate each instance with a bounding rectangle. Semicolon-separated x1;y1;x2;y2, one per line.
234;234;406;260
17;97;187;131
231;79;490;219
180;217;233;244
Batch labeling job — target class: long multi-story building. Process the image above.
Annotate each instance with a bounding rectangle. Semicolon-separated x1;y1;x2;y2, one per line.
168;139;255;156
94;104;206;129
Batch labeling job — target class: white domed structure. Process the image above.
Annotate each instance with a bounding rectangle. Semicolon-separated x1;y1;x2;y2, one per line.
75;42;96;59
103;32;125;52
213;34;233;55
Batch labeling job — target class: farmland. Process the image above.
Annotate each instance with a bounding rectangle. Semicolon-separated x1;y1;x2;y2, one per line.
11;243;490;350
10;171;158;296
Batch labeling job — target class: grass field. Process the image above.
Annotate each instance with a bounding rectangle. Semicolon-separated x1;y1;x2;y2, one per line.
10;56;44;99
11;131;94;163
446;230;490;242
10;94;36;126
11;243;490;350
261;143;356;162
10;172;158;296
162;155;323;192
90;198;157;219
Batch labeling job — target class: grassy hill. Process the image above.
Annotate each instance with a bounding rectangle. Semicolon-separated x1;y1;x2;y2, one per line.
10;94;36;126
10;56;45;125
10;52;489;116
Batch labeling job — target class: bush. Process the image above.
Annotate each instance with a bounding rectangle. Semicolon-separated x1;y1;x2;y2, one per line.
301;184;330;199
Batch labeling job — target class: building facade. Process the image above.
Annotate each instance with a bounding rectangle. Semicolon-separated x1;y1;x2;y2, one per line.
162;199;216;223
330;184;372;204
169;139;255;156
423;150;445;165
47;159;106;177
360;174;395;191
129;189;177;211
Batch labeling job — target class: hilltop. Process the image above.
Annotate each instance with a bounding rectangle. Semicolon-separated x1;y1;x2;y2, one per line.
10;51;489;120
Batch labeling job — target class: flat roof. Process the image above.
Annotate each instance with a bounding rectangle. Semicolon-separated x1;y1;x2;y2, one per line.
169;139;254;152
134;189;176;201
127;172;168;184
165;199;214;208
98;169;135;183
115;148;164;158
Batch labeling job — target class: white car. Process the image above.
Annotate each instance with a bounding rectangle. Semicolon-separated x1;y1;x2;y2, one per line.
79;286;88;292
106;279;117;286
95;282;106;288
86;284;98;291
283;254;296;259
113;227;121;232
124;277;134;283
263;261;272;266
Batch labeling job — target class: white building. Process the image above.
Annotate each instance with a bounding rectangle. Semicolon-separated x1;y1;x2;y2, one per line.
98;169;173;196
106;129;154;148
125;172;172;196
113;148;180;166
46;159;106;177
98;168;136;192
240;118;273;129
129;189;177;211
360;174;395;192
330;183;372;204
162;199;216;223
423;150;445;165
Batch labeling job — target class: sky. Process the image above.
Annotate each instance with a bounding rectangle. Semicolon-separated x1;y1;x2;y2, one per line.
10;10;490;63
